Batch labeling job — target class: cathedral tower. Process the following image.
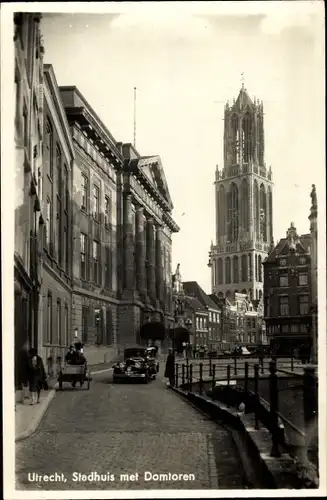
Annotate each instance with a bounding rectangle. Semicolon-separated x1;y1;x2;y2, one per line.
208;84;274;301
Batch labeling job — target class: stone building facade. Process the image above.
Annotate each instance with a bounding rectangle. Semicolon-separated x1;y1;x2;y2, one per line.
40;65;75;365
208;84;274;302
117;144;179;350
263;222;312;355
59;86;122;364
14;13;44;387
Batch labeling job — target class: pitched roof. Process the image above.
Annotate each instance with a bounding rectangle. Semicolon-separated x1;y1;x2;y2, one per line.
264;233;311;263
184;296;205;311
233;86;255;112
183;281;221;311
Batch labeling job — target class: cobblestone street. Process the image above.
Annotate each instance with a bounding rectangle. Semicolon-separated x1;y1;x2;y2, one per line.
16;367;246;490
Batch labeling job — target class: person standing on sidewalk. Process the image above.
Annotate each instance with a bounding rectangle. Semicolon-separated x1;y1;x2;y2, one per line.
27;348;47;405
164;349;175;387
18;341;30;403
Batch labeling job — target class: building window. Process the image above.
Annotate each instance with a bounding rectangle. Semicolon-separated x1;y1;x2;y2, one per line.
105;195;111;228
57;300;62;345
47;293;52;344
291;324;298;333
93;240;100;284
64;304;69;346
279;275;288;287
300;324;307;333
45;198;52;250
81;174;88;211
63;215;68;273
82;306;88;343
93;185;100;220
298;273;308;286
45;120;53;179
80;233;87;280
56;145;61;194
105;245;111;288
279;296;289;316
281;324;288;333
64;165;69;212
56;197;62;266
299;295;309;315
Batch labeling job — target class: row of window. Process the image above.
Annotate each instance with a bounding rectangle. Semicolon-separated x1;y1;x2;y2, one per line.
46;293;69;346
208;312;220;323
279;273;308;288
279;257;307;266
196;317;207;330
80;233;112;287
213;254;263;285
268;324;308;334
81;174;112;228
44;122;70;273
279;295;309;316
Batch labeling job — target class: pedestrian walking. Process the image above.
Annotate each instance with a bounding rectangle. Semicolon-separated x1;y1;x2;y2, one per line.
27;348;47;405
18;341;30;403
164;349;175;387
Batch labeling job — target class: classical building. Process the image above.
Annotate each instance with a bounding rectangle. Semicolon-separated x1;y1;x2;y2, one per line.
263;222;312;355
309;185;318;363
116;144;179;349
40;65;75;364
183;281;221;351
14;13;44;387
59;86;123;363
208;84;274;302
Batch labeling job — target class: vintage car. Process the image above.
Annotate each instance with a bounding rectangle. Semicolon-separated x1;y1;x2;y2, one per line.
112;346;159;383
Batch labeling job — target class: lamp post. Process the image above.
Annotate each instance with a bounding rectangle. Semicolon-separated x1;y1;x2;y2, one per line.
184;318;193;358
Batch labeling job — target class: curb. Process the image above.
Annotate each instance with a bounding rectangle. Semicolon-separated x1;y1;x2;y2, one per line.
15;382;59;442
168;386;318;489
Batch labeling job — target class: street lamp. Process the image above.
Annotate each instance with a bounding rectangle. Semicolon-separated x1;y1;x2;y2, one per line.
184;318;193;358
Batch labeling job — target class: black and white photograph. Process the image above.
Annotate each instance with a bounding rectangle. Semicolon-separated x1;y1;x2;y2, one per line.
1;1;326;497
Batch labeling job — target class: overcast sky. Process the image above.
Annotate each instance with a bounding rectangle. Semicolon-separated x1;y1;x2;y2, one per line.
38;1;324;293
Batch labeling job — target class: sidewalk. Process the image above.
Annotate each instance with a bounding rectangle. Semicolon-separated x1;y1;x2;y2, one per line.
15;362;114;442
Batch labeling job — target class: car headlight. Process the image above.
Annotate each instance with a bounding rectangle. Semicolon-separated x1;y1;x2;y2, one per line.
119;362;125;368
134;362;141;368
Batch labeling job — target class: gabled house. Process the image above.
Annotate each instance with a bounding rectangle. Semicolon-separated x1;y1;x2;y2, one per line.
183;281;222;351
263;222;312;356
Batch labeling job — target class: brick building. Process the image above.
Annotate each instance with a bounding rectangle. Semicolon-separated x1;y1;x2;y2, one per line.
208;84;274;302
184;295;209;348
14;13;44;387
40;65;75;365
263;222;312;355
183;281;221;351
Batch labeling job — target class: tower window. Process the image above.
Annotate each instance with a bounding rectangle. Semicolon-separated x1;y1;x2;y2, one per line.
242;113;252;163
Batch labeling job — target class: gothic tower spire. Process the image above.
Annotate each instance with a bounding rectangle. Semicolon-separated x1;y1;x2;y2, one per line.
210;84;274;303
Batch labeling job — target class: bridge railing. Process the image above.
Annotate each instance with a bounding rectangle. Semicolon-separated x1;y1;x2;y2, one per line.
174;358;318;465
